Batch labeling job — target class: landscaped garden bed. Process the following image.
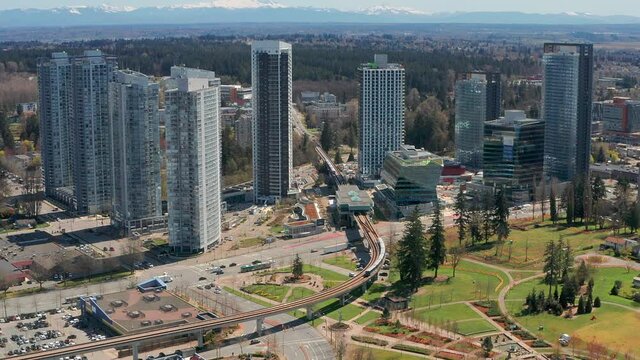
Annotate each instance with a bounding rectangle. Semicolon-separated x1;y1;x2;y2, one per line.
350;335;389;347
407;331;452;347
391;344;431;356
363;319;419;338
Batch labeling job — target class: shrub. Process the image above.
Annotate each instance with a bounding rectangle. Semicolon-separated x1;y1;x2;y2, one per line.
632;292;640;303
391;344;430;355
532;339;551;348
351;335;388;347
593;296;601;307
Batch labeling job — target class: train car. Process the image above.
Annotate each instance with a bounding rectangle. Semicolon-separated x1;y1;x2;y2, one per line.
322;243;349;254
240;260;274;273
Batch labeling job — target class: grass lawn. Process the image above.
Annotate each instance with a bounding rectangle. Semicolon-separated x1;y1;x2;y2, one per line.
354;310;382;325
223;286;273;308
270;225;284;234
348;346;427;360
410;303;497;336
238;237;264;248
513;304;637;355
270;264;348;288
409;260;509;306
314;298;364;321
286;287;316;302
510;270;541;282
506;267;640;310
362;282;389;302
243;284;290;303
447;219;612;270
322;254;357;271
143;237;167;248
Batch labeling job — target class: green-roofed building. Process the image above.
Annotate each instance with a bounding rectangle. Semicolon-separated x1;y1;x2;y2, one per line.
380;145;444;207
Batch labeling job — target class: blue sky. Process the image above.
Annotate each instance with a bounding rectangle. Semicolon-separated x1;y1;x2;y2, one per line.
1;0;637;16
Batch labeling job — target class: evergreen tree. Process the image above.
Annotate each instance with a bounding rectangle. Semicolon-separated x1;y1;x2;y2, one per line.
320;121;333;151
427;201;447;278
576;260;590;285
597;146;607;163
573;176;585;222
396;208;427;291
577;296;586;314
550;185;558;224
586;293;593;313
559;275;576;309
587;278;595;296
559;239;573;279
347;150;355;162
453;188;468;245
334;148;343;164
594;296;601;307
543;240;558;295
493;188;510;250
482;337;493;356
292;254;304;279
591;176;606;203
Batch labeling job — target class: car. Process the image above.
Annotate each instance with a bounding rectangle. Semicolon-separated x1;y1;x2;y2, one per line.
251;260;262;265
310;249;318;253
229;263;237;267
250;339;260;345
219;265;226;269
348;272;355;278
198;277;207;281
197;285;204;290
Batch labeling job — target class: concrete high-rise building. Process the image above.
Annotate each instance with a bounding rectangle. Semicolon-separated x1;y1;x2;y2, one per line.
542;43;593;182
38;52;74;203
454;71;502;170
358;54;406;179
483;110;545;202
165;67;222;254
109;70;164;234
251;40;293;203
71;50;117;215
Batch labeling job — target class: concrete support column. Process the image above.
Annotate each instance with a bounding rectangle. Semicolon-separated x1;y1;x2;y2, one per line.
197;330;204;347
132;342;139;360
340;295;346;306
361;282;367;293
256;317;264;336
306;305;314;320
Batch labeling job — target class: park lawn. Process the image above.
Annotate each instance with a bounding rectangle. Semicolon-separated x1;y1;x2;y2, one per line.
286;287;316;302
314;298;364;321
273;264;348;283
409;260;509;306
506;267;640;310
322;254;357;271
362;282;389;302
348;346;427;360
513;304;637;355
223;286;273;308
354;310;382;325
509;270;541;282
243;284;290;303
410;303;498;336
447;219;610;270
238;237;264;248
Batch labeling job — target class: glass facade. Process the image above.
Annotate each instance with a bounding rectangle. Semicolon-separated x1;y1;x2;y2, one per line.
380;145;443;206
454;72;501;170
251;41;293;203
483;111;545;199
542;43;593;182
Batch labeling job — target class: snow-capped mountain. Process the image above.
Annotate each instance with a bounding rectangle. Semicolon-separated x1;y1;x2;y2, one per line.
1;3;639;28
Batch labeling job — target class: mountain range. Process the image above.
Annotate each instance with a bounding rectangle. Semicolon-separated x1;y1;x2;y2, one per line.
1;1;640;28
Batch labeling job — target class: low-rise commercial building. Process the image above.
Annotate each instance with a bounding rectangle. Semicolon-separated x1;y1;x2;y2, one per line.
284;202;325;238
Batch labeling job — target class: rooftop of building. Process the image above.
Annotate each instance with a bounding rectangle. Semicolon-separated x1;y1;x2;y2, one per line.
335;185;373;211
485;110;543;127
387;145;443;167
88;289;205;334
360;54;403;70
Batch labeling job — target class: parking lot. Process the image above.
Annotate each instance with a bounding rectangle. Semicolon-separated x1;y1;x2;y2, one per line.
0;306;110;358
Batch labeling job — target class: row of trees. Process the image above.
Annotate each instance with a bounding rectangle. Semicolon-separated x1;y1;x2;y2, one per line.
396;203;447;292
453;187;510;249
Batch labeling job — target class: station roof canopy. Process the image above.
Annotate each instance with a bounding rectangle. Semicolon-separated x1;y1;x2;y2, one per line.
336;185;373;213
